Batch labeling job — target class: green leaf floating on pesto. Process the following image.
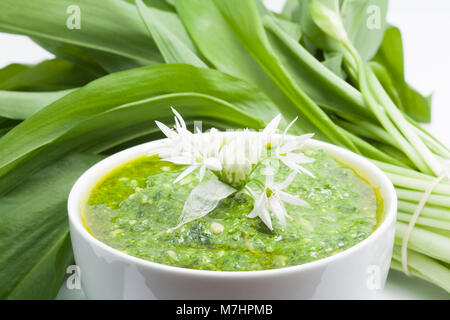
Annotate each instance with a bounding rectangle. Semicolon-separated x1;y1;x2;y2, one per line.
84;149;382;271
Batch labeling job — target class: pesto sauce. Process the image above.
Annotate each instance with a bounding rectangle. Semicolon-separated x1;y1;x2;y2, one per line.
84;148;382;271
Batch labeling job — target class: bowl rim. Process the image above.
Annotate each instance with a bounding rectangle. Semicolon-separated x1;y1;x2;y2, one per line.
68;135;397;278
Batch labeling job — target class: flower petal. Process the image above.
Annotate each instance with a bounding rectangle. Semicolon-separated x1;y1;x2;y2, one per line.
281;158;315;178
171;107;187;131
162;156;194;165
268;196;287;226
262;114;281;136
203;157;222;171
155;120;176;139
173;165;198;184
169;179;236;232
283;116;298;135
247;192;266;218
276;171;297;190
296;133;315;143
278;191;308;206
264;164;275;186
259;207;273;230
199;165;206;181
285;153;315;164
247;192;273;230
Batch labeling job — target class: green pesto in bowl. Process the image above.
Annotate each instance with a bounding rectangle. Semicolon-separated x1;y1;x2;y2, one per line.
83;148;383;271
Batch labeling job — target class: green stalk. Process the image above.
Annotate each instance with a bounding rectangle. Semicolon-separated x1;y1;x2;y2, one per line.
366;68;443;176
397;212;450;230
406;114;450;158
385;173;450;196
344;42;432;174
395;222;450;263
396;189;450;208
391;248;450;292
335;118;401;149
373;160;450;184
397;200;450;221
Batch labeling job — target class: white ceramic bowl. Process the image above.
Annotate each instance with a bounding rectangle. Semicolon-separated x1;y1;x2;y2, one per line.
68;137;397;299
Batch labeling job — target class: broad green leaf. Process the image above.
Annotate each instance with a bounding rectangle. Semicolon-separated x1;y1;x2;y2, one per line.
81;48;151;73
282;0;301;19
322;51;347;79
262;15;372;121
292;0;387;61
0;64;31;86
369;61;404;109
213;0;357;151
0;64;278;193
371;26;432;122
32;37;109;75
0;118;20;138
33;37;153;74
256;5;303;42
140;1;205;57
173;0;309;133
0;118;20;129
135;0;207;67
0;0;163;64
0;59;96;91
125;0;175;12
340;0;388;61
268;16;303;42
0;153;104;299
0;89;74;120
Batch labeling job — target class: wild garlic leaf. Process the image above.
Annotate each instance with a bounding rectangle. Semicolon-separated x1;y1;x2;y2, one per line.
340;0;388;61
271;19;302;42
213;0;358;151
0;59;97;91
31;37;145;75
309;0;348;43
0;89;74;120
262;13;372;122
171;179;236;231
173;0;293;126
0;153;104;299
322;51;347;79
135;0;208;68
291;0;387;61
0;0;162;64
0;64;31;87
371;26;432;123
290;0;340;53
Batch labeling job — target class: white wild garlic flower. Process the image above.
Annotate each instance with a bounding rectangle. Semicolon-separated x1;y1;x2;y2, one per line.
247;164;308;231
150;108;314;230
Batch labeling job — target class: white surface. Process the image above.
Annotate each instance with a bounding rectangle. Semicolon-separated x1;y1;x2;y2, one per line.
67;137;396;299
0;33;54;67
0;0;449;299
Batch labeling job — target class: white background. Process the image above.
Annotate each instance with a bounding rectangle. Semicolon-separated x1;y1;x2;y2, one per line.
0;0;449;299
